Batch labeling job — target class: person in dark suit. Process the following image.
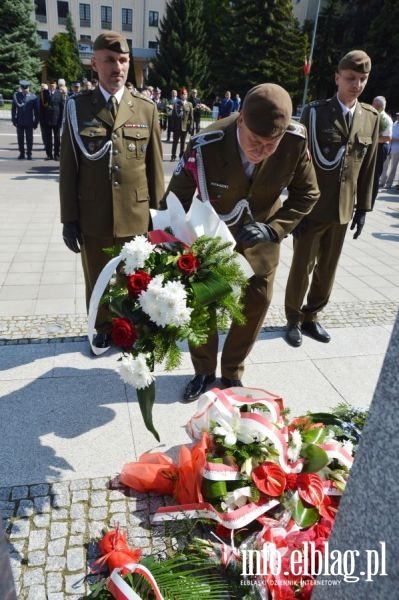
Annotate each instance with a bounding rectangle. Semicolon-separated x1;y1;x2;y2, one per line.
170;88;194;161
189;88;202;134
284;50;379;348
11;80;39;160
59;31;164;350
164;83;320;401
39;80;64;160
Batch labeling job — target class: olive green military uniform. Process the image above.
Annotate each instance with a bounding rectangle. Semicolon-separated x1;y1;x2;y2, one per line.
60;86;164;331
171;99;194;160
285;96;379;326
164;113;320;379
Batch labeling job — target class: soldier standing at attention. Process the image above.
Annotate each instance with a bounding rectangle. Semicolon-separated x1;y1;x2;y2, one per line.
11;80;39;160
60;31;164;350
284;50;379;348
38;80;64;160
164;83;320;401
170;88;194;161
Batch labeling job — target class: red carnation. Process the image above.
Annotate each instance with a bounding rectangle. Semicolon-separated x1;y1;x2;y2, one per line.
127;270;152;297
252;461;286;497
177;252;200;275
111;318;137;350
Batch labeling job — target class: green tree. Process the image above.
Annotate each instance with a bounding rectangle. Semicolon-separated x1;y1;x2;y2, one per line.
47;13;83;84
221;0;306;105
148;0;209;96
0;0;42;97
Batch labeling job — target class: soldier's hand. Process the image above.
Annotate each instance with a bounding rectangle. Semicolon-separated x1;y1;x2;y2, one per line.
292;216;309;238
237;221;277;247
62;221;83;253
350;209;366;239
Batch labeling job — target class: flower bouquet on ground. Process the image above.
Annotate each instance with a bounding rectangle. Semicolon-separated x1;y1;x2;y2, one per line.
114;389;367;598
88;195;251;441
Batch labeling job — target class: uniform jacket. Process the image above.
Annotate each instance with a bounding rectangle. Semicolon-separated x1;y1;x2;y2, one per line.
301;96;379;223
171;99;193;133
39;89;64;128
11;92;38;128
164;114;320;276
60;86;164;237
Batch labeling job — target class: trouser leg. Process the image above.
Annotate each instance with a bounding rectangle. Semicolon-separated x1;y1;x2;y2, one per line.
220;271;276;380
53;126;61;157
302;223;348;322
81;234;132;333
25;128;33;156
189;308;219;375
16;127;25;155
285;220;325;324
386;152;399;187
171;130;179;158
42;125;52;156
179;131;188;157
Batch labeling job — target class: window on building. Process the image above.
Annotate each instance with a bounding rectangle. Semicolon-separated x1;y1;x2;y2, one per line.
149;10;159;27
57;1;69;25
37;30;48;40
101;5;112;29
148;41;158;50
35;0;47;22
122;8;133;32
79;3;91;27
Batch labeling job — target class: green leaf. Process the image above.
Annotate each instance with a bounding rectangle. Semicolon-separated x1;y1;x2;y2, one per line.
300;443;329;473
289;492;320;528
191;272;232;306
302;427;327;444
136;382;160;442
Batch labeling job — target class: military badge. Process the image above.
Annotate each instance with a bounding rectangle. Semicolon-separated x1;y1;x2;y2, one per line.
128;143;136;152
141;143;147;152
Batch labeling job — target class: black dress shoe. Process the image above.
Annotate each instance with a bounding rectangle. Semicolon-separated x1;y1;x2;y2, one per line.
92;333;112;348
302;321;331;343
183;373;216;402
221;376;243;388
285;324;302;347
18;154;25;159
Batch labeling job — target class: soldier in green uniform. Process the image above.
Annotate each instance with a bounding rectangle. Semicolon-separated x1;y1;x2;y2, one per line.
164;83;320;401
60;31;164;349
284;50;379;348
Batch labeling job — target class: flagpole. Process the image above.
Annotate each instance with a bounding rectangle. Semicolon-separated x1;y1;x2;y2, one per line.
300;0;322;116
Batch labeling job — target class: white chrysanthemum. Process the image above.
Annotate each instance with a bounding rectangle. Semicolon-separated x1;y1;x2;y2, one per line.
139;276;192;327
342;440;354;456
118;353;154;389
221;487;252;511
120;236;156;274
287;429;302;462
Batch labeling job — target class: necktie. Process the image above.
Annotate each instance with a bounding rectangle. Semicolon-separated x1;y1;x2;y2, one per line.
345;111;352;130
109;95;118;119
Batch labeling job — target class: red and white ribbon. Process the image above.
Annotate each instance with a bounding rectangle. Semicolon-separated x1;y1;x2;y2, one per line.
108;563;164;600
152;499;279;530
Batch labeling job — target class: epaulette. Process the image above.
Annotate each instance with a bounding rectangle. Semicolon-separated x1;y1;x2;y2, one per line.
308;99;330;108
360;102;378;115
132;91;154;104
286;121;306;139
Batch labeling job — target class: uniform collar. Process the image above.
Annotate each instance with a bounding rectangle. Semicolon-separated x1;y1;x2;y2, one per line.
99;84;124;104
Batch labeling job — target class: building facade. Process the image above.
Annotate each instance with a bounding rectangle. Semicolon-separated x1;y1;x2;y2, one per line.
34;0;167;86
33;0;319;87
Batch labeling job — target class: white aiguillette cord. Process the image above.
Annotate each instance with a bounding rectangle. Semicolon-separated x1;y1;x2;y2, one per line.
88;255;122;356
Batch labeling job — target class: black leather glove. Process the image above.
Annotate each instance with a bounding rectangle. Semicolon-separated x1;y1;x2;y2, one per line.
350;209;366;239
237;221;277;247
62;221;83;253
292;216;309;238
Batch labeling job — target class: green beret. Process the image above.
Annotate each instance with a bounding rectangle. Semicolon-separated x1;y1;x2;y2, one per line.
93;31;130;54
242;83;292;138
338;50;371;74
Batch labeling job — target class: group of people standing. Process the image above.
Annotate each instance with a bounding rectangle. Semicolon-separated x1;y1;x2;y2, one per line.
52;30;384;403
11;77;99;161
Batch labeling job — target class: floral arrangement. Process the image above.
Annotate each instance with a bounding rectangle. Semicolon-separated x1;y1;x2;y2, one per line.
110;389;365;599
101;231;247;441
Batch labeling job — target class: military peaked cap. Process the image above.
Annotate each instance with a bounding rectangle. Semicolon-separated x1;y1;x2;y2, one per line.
338;50;371;74
93;31;130;54
242;83;292;138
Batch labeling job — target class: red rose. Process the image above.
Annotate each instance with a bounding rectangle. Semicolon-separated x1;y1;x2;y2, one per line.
252;461;286;497
177;252;200;275
111;318;137;350
127;270;152;297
